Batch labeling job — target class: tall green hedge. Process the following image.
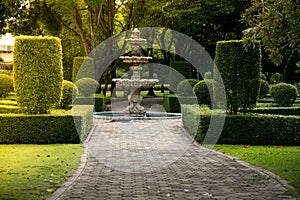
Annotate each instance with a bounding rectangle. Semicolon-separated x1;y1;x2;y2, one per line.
72;57;95;82
214;40;261;114
13;36;63;114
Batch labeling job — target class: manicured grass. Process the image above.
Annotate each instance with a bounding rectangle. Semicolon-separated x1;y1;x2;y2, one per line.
214;145;300;197
0;144;84;200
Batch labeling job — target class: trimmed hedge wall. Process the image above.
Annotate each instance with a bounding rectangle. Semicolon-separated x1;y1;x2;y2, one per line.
162;94;197;113
72;57;95;82
251;107;300;116
182;105;300;145
0;105;93;144
214;40;261;114
73;94;105;112
13;36;63;114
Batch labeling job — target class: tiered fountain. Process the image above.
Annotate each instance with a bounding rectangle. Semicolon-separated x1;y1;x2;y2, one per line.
94;28;182;120
112;28;159;116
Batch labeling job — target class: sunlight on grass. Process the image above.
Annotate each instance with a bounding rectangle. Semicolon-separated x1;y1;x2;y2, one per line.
0;144;84;200
214;145;300;196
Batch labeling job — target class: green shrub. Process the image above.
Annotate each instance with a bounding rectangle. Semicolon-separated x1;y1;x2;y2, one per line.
0;74;14;98
60;80;78;109
270;83;298;107
270;72;283;84
193;79;213;107
75;78;100;97
162;94;196;113
13;36;63;114
259;80;269;98
0;105;93;144
72;57;94;82
73;94;105;112
203;71;212;79
177;79;199;96
260;73;267;81
182;105;300;145
0;57;4;62
214;40;261;114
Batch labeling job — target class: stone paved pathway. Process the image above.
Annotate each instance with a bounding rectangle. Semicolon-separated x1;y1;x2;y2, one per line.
48;118;296;200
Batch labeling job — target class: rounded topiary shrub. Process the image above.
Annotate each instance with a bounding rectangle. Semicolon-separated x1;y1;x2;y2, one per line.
177;79;199;96
13;36;63;114
270;83;298;107
60;80;79;109
270;73;283;84
0;74;14;97
259;80;269;98
193;79;213;106
75;78;100;97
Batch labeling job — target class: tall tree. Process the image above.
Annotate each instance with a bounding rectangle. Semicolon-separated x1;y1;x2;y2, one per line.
242;0;300;65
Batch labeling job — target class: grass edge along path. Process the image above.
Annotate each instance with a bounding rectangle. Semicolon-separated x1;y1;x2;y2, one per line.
213;145;300;199
0;144;84;200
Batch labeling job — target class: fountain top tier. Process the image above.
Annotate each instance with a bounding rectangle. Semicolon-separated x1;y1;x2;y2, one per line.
120;28;152;64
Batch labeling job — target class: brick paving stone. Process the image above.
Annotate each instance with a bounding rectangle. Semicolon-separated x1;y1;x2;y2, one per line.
48;118;297;200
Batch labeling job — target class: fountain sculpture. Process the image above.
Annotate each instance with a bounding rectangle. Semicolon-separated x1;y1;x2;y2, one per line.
112;28;159;116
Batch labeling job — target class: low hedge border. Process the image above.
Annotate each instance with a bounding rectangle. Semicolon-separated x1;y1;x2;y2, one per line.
251;106;300;115
182;105;300;145
0;105;93;144
163;94;197;113
73;94;104;112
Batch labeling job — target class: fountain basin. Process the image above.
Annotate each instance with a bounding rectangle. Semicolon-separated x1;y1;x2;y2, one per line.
94;111;182;120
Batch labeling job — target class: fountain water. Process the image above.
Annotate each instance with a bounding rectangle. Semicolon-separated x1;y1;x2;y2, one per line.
112;28;159;116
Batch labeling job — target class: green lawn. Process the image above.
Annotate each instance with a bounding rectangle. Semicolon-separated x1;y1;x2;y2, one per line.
214;145;300;197
0;144;84;200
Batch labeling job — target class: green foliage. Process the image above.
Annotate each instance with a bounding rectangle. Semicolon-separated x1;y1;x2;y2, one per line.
270;72;283;84
170;61;192;79
270;83;298;107
193;79;213;107
0;74;13;98
242;0;300;65
259;80;269;98
251;106;300;116
73;94;105;112
162;94;196;113
13;36;63;114
60;80;78;109
176;79;198;96
72;57;95;82
0;57;4;62
260;73;267;81
162;94;181;113
182;105;300;145
0;62;13;70
214;40;262;114
0;106;93;144
75;78;100;97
